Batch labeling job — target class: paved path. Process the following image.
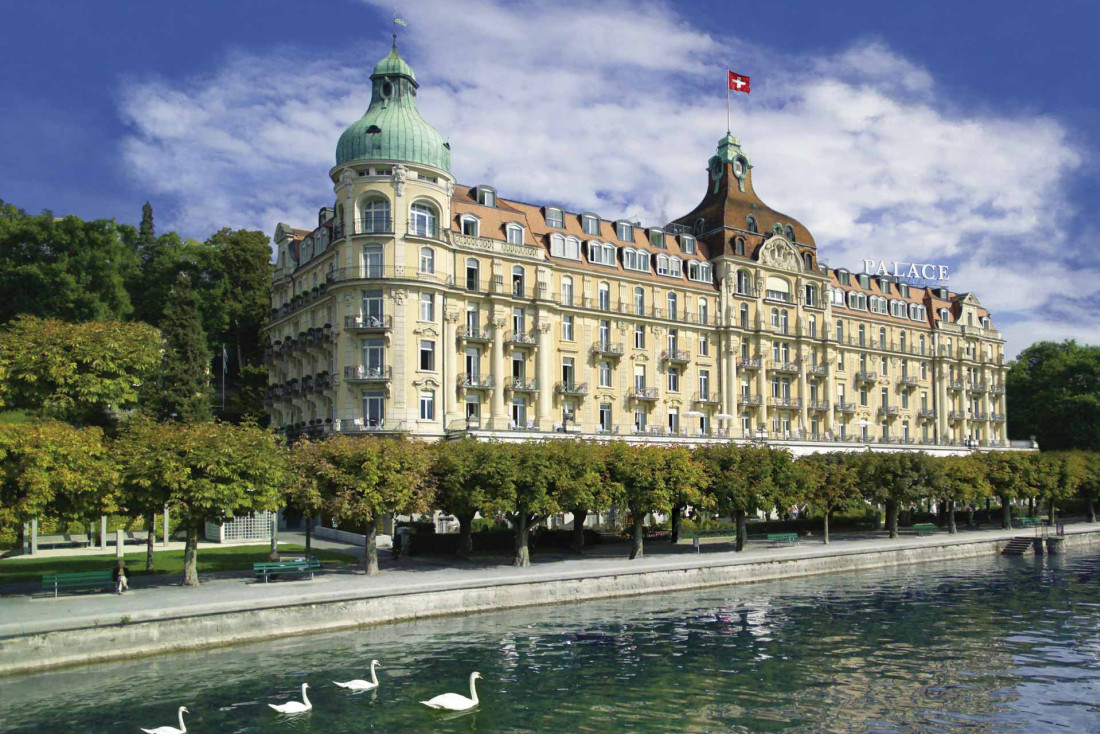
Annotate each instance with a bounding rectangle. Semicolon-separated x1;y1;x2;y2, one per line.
1;522;1094;640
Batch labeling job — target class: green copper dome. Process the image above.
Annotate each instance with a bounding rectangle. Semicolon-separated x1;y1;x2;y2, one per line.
335;45;450;172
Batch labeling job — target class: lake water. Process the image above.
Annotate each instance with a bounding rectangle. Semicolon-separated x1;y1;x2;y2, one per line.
3;550;1100;733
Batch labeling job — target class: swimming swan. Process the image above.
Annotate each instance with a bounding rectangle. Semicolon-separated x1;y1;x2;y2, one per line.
268;683;312;714
140;706;188;734
421;672;481;711
334;660;381;691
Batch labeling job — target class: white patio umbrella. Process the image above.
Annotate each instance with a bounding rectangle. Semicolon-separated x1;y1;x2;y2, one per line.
714;413;735;420
684;410;705;418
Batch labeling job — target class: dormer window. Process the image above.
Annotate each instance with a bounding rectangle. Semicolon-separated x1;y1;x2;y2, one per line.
475;187;496;207
733;159;744;176
838;269;851;286
803;253;813;270
649;229;665;249
623;248;650;273
746;215;758;234
784;224;795;242
506;224;524;245
899;283;910;297
545;207;564;228
680;235;695;254
734;237;745;256
616;221;634;242
582;214;600;236
550;234;581;260
460;214;480;237
587;241;616;266
880;279;891;294
858;274;870;289
939;308;950;322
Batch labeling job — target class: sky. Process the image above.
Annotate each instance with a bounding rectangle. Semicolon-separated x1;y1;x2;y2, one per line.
3;0;1099;358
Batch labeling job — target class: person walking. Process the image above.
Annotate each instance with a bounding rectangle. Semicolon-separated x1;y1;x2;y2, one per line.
113;559;130;594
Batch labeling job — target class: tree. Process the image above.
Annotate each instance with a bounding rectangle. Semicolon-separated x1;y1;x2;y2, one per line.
0;200;138;323
662;446;709;545
1007;341;1100;451
799;453;861;543
304;436;431;575
1080;452;1100;523
979;452;1031;529
934;455;991;534
605;442;670;560
698;444;776;551
117;421;284;585
430;438;498;557
542;441;610;552
489;442;560;567
284;440;327;559
859;452;942;539
116;417;175;571
207;228;273;372
0;316;161;426
0;421;117;549
1035;452;1085;524
138;201;156;261
141;274;213;423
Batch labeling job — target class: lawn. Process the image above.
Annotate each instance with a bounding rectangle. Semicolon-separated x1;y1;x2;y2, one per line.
0;544;357;585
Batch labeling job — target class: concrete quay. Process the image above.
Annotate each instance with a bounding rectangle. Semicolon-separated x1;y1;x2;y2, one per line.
1;522;1097;677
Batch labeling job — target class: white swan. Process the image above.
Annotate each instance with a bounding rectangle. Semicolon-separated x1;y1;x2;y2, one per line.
141;706;188;734
268;683;312;714
421;672;481;711
334;659;381;691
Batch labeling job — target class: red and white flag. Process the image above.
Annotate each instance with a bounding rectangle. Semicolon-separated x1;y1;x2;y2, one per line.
728;71;750;94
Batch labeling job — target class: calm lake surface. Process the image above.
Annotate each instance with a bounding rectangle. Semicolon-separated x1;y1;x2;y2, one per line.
3;550;1100;733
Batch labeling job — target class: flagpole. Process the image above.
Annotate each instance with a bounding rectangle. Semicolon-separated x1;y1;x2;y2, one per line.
726;68;731;135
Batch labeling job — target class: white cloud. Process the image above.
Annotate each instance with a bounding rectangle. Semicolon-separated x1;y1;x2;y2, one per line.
117;0;1091;356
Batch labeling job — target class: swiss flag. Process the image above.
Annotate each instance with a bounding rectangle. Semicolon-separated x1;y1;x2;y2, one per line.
728;71;750;94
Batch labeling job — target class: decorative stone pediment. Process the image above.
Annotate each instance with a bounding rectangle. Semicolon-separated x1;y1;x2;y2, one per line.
413;377;441;389
757;236;803;273
413;325;440;338
667;397;683;408
632;352;650;362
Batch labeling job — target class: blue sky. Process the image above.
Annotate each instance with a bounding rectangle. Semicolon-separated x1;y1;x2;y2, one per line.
2;0;1099;356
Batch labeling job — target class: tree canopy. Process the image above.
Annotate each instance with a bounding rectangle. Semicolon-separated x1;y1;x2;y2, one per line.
1007;340;1100;451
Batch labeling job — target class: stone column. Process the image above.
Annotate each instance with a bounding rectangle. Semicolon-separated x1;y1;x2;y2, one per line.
115;529;125;559
490;314;508;428
100;515;108;550
758;356;769;436
443;311;461;429
536;319;553;427
936;360;950;441
824;346;836;434
162;506;170;547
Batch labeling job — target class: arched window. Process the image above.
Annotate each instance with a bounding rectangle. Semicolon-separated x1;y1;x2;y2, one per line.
765;276;791;303
360;197;391;233
939;308;950;322
598;282;611;311
740;303;750;328
785;224;796;241
506;224;524;245
410;202;438;238
803;253;813;270
465;258;480;291
770;307;780;328
512;266;525;297
736;270;750;295
633;286;645;315
746;215;758;233
735;237;745;256
561;275;574;306
666;292;678;319
419;247;435;274
698;298;709;324
638;250;650;271
656;254;670;276
459;214;480;237
836;319;844;342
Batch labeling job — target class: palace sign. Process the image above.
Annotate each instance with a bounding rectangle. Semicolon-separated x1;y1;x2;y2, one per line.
863;260;949;284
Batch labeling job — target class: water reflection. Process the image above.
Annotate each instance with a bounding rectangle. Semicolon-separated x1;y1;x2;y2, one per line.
2;552;1099;732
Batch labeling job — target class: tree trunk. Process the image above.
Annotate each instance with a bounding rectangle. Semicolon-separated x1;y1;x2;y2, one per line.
1047;498;1055;525
364;521;379;575
629;512;644;560
513;513;532;567
735;509;747;552
874;505;883;531
182;526;199;586
145;512;156;572
823;509;831;545
947;499;957;534
456;513;475;557
886;500;899;539
570;508;588;553
305;517;312;557
1000;494;1012;529
1088;496;1096;524
269;516;279;561
1027;496;1034;517
670;504;683;544
966;504;975;528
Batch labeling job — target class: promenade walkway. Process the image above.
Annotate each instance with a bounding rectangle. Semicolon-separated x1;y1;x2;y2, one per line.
1;521;1094;642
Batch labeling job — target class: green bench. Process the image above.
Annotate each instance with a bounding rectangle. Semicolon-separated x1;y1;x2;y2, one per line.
253;559;321;583
912;523;937;535
767;533;799;546
41;571;114;598
1020;517;1046;528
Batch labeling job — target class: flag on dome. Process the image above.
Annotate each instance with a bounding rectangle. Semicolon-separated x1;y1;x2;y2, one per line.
394;17;407;27
728;71;750;94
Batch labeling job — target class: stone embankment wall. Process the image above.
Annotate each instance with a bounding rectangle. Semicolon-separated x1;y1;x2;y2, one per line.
2;530;1097;676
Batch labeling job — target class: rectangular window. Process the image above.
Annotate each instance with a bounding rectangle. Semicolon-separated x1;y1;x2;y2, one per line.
364;245;384;278
634;365;646;391
582;215;599;235
599;403;612;432
546;208;564;228
562;315;574;341
461;217;479;237
681;235;695;254
419;340;435;371
699;335;708;356
513;307;525;334
507;226;523;245
649;229;665;248
562;357;575;386
419;391;435;421
901;391;909;409
634;324;645;349
668;409;679;433
419;292;434;322
699;369;710;395
668;367;680;393
860;387;868;406
599;361;612;388
363;390;385;427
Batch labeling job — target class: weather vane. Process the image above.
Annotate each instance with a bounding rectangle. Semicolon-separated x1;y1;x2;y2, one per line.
393;7;407;48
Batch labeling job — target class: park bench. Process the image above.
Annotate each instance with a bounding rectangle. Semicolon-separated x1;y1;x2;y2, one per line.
767;533;799;546
252;559;321;583
1020;517;1046;528
689;529;739;552
912;523;937;535
41;570;114;598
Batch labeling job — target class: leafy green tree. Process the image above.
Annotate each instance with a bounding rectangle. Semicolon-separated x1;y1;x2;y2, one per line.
431;438;499;557
0;200;138;323
283;439;328;559
141;274;213;423
662;446;709;545
116;417;175;571
207;228;273;371
1080;452;1100;523
300;436;431;575
605;443;671;560
138;201;156;261
1034;452;1085;524
934;455;991;533
697;444;776;551
979;451;1032;528
0;316;160;426
1007;341;1100;451
487;442;560;567
0;421;117;549
799;453;861;543
117;420;284;585
859;452;943;538
540;440;608;552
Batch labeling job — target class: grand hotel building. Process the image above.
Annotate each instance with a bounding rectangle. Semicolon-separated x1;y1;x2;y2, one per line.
264;45;1011;453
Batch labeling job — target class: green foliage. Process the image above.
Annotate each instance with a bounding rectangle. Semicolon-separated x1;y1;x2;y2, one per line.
0;200;138;323
431;438;500;520
0;316;160;425
697;444;778;517
141;274;213;423
936;455;992;504
1007;340;1100;451
798;452;862;516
